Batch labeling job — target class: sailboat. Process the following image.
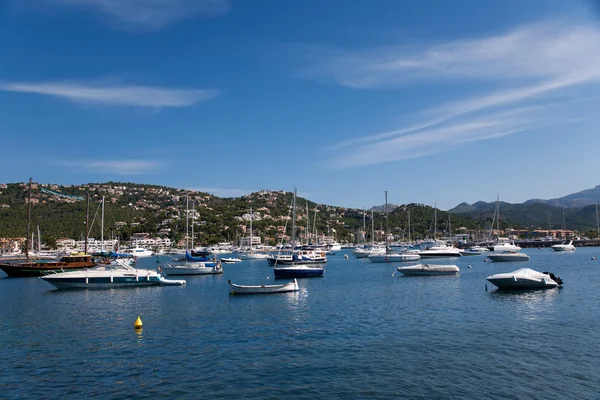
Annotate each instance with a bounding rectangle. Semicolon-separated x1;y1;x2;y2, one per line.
238;207;269;260
271;188;325;278
352;209;385;258
367;192;421;263
0;179;97;277
488;196;521;252
160;195;223;276
417;205;462;258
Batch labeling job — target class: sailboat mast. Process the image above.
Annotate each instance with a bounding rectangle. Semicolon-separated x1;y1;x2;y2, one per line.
306;203;310;244
25;177;32;261
596;203;599;239
434;202;437;241
85;189;90;254
101;196;105;252
249;206;253;252
371;209;375;246
37;225;41;252
363;208;366;246
291;188;297;246
191;200;195;250
385;191;389;248
408;208;411;244
496;195;500;234
185;194;189;251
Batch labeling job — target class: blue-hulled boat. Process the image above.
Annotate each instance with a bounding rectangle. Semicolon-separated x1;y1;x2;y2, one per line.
271;188;325;278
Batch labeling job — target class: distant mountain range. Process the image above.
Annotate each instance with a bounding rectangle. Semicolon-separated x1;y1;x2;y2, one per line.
449;185;600;213
448;185;600;232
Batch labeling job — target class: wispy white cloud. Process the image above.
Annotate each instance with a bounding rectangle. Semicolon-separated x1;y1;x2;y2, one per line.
0;81;220;108
29;0;231;30
304;19;600;168
61;160;160;174
303;20;600;88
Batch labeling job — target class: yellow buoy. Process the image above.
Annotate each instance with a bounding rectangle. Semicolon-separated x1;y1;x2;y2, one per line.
134;316;143;329
344;254;349;259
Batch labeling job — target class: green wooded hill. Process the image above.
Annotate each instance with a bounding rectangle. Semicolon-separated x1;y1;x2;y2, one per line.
0;181;491;246
1;181;598;247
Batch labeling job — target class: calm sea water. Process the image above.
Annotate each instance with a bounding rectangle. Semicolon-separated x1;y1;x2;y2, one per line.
1;248;600;399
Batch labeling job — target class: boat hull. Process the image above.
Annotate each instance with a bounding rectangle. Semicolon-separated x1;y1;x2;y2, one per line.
551;246;575;252
487;254;530;262
0;261;96;278
417;251;462;258
368;253;421;263
41;273;185;289
273;265;324;278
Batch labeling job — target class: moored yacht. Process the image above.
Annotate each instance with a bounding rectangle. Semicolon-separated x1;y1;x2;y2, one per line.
40;259;185;289
551;240;576;252
417;243;462;258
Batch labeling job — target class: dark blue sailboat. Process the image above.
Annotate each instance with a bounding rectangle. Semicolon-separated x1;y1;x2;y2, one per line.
273;188;324;278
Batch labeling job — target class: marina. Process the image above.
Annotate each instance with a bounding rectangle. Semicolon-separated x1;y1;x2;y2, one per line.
1;247;599;398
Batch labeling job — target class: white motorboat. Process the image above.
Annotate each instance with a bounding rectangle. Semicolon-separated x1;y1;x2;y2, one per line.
551;240;576;252
267;248;327;265
221;257;242;263
487;251;530;262
352;245;386;258
228;278;299;294
459;245;489;256
491;241;522;252
40;259;186;289
397;263;460;276
418;244;462;258
160;260;223;276
367;251;421;263
487;268;563;289
238;251;270;260
124;247;154;258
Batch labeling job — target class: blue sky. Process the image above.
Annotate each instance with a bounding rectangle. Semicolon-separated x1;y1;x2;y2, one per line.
2;0;600;210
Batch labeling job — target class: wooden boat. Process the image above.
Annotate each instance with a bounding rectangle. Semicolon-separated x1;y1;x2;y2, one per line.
228;278;299;294
0;253;97;278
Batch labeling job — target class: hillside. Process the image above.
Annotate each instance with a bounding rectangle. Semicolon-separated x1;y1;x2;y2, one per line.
2;181;599;247
0;181;486;246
